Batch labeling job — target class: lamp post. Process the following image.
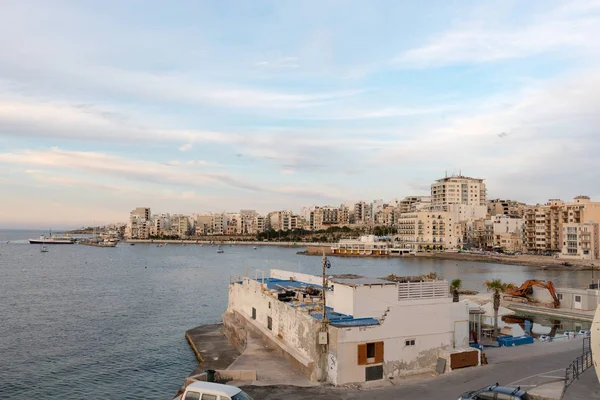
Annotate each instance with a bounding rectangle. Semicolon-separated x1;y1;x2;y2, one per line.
322;252;331;324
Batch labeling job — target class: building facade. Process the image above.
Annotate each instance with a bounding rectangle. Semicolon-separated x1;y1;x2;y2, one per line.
431;175;486;208
225;269;472;385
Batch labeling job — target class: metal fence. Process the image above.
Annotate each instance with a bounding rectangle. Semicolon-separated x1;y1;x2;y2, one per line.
564;350;593;389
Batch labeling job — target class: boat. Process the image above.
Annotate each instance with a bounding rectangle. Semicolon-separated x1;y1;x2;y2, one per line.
29;230;74;244
79;239;117;248
217;247;224;254
130;243;135;246
253;246;257;250
40;244;49;253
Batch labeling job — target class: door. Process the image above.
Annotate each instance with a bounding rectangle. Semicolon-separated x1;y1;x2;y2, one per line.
574;295;583;310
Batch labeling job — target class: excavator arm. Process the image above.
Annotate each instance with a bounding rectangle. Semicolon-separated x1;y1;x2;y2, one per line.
505;280;560;308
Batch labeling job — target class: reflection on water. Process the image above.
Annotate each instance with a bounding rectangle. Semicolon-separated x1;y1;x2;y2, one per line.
507;313;591;337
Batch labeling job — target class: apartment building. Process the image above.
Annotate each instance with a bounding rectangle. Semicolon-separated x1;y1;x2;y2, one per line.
560;222;600;260
492;215;524;235
152;213;170;237
524;196;600;255
195;213;214;235
339;205;350;225
127;207;151;239
398;196;431;214
353;201;371;225
431;175;486;208
396;209;463;250
240;210;259;235
487;199;527;217
170;214;192;238
213;213;228;235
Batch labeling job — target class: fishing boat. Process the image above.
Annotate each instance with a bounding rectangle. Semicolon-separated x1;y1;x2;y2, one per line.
79;239;117;248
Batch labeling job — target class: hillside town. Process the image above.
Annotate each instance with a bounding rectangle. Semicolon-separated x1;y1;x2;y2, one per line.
125;173;600;261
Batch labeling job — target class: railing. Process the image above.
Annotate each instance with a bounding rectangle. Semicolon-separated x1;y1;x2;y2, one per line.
564;337;592;391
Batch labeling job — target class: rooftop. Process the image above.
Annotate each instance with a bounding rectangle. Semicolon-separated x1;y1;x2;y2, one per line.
330;277;396;287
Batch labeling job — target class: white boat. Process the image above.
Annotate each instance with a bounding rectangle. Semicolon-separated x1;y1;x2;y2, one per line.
253;246;257;250
29;230;74;244
40;244;49;253
217;247;224;254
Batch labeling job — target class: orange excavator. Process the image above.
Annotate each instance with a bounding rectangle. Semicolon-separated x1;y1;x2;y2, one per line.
505;280;561;308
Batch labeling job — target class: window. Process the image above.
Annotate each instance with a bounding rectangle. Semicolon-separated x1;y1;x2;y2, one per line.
474;392;496;400
558;293;563;301
251;307;256;320
575;295;582;302
267;316;272;330
268;302;271;309
357;342;384;365
495;393;517;400
405;339;415;346
366;343;375;358
184;392;200;400
201;395;217;400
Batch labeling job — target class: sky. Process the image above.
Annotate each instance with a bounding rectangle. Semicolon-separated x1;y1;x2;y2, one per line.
1;0;600;228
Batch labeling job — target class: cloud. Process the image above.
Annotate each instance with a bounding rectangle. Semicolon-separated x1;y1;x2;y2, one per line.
179;143;193;152
0;148;348;199
254;56;299;68
394;2;600;67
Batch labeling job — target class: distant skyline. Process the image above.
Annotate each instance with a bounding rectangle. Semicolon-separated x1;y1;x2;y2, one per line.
1;1;600;228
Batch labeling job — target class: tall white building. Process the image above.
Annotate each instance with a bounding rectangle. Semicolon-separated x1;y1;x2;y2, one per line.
431;175;486;208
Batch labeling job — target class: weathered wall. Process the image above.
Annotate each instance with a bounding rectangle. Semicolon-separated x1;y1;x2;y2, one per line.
331;300;469;384
353;285;398;318
270;269;323;286
227;278;322;380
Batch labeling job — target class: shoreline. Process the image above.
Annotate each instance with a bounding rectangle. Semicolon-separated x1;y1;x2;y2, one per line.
125;239;333;247
298;247;597;271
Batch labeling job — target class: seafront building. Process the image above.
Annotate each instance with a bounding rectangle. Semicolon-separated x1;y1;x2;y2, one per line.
523;196;600;259
224;269;476;385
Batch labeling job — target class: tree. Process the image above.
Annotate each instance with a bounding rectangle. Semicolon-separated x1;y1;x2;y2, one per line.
450;279;462;302
484;279;512;339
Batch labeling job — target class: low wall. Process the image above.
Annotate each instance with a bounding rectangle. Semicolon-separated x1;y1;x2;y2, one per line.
223;309;315;379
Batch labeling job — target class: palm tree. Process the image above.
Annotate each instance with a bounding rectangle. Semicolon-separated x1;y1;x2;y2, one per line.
484;279;512;339
450;279;462;302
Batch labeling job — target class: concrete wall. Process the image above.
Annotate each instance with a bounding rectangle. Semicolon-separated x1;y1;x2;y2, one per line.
353;285;398;318
227;278;322;380
327;284;354;316
328;300;469;385
270;269;323;286
533;286;599;311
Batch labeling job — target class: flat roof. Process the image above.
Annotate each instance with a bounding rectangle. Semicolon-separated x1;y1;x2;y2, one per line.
330;277;396;287
260;277;322;290
310;308;380;327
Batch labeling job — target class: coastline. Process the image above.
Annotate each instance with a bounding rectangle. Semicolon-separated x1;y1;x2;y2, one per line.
125;239;333;247
299;247;597;271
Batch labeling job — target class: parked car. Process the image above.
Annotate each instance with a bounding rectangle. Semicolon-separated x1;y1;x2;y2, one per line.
459;383;530;400
179;382;253;400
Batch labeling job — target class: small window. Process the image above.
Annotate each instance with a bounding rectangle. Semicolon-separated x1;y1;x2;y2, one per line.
267;316;272;330
366;343;375;358
184;392;200;400
268;302;271;309
201;395;217;400
405;339;415;346
251;307;256;320
575;295;582;302
475;392;496;400
558;293;563;300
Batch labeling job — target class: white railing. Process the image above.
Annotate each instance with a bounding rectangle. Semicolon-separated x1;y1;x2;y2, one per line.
398;281;449;301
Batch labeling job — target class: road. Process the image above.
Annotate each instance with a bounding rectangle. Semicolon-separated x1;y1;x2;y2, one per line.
243;338;597;400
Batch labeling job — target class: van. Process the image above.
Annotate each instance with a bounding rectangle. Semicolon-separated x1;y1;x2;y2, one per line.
180;382;253;400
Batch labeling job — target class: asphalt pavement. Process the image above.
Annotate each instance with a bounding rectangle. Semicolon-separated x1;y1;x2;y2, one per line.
243;338;596;400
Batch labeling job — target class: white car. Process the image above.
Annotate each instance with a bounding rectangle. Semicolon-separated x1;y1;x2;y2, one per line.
180;382;253;400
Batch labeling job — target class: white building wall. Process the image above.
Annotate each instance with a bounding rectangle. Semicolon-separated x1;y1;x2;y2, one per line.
330;300;469;384
227;278;321;370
